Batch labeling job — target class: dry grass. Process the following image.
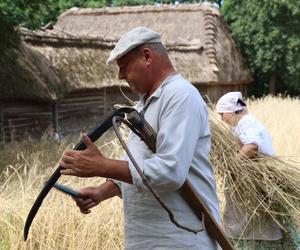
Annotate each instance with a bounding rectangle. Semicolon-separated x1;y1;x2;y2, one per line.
247;95;300;159
0;132;125;249
0;95;299;249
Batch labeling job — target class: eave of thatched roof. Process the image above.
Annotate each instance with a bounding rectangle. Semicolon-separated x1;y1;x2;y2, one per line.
0;42;58;102
20;34;127;95
11;3;252;101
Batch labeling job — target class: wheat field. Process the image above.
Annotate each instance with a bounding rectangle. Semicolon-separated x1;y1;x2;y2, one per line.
0;96;299;249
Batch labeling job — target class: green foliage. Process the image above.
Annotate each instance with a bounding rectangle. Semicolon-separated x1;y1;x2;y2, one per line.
113;0;153;6
0;0;47;29
222;0;300;95
0;0;48;53
0;12;19;53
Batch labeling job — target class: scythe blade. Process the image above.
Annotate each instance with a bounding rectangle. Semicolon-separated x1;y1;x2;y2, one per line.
24;107;133;241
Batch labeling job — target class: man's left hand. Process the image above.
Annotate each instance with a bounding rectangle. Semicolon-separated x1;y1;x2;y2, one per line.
59;134;107;177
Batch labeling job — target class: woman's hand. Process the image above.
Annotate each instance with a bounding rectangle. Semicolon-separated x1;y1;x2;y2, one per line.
239;143;258;158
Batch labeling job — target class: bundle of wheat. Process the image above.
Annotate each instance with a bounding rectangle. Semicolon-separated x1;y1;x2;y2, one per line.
209;111;300;227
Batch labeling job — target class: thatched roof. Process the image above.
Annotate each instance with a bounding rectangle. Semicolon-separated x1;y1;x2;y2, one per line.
51;3;252;83
2;3;252;102
0;43;59;102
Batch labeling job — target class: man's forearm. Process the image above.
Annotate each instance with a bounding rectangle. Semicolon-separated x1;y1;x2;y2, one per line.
101;159;133;184
100;179;123;200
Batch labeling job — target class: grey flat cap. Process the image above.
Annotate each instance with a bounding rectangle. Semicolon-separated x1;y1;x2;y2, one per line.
106;27;161;65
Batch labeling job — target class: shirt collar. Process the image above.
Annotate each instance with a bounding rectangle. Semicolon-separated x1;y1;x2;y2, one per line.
138;73;180;109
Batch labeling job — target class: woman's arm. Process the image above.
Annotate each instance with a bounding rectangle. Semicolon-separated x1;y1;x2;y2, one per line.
239;143;258;158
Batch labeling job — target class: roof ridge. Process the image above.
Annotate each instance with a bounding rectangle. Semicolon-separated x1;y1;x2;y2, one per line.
20;28;204;51
59;3;220;18
203;9;219;72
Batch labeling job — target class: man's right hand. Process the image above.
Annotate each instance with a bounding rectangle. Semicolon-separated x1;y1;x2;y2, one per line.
74;186;104;214
74;180;121;214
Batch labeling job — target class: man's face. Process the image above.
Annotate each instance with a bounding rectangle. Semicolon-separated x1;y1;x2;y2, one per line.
116;47;150;94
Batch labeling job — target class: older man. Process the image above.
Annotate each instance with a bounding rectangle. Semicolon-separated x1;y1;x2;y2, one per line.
60;27;220;250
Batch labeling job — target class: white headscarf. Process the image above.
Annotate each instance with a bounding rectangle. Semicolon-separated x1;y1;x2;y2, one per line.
216;92;247;113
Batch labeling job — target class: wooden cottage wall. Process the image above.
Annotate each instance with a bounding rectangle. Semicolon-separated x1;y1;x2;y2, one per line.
56;87;137;135
207;84;248;103
0;81;247;144
106;87;137;109
0;87;136;144
0;100;53;144
196;83;248;103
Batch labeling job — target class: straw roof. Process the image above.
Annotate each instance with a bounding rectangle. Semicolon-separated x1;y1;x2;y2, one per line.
49;3;252;84
2;3;252;102
0;43;59;102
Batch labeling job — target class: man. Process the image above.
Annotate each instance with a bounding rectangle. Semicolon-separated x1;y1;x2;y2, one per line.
60;27;220;249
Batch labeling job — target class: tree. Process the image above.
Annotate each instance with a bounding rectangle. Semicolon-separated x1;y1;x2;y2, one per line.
0;0;53;53
0;0;51;29
0;11;19;53
0;0;109;53
222;0;300;96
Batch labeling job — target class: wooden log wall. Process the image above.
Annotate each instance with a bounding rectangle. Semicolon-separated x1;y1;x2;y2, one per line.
0;101;52;144
0;87;137;144
196;83;248;103
57;87;137;134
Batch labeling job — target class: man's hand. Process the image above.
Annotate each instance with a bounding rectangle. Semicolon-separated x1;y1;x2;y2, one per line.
74;181;121;214
74;186;104;214
60;133;107;177
60;133;133;183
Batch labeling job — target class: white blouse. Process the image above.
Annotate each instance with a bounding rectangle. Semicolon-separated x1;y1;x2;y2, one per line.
232;114;275;156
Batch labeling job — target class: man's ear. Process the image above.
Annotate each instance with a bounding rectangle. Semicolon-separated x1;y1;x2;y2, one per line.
143;47;152;64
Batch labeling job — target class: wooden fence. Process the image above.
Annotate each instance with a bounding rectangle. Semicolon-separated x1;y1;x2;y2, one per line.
0;88;136;145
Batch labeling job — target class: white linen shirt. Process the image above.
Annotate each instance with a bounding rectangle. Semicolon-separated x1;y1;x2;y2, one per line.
120;74;220;250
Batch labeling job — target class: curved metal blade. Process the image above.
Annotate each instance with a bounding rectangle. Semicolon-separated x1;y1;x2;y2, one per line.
24;167;61;240
24;107;133;241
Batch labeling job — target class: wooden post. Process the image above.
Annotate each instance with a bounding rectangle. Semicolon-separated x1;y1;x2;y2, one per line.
52;102;59;132
52;102;62;143
0;110;5;145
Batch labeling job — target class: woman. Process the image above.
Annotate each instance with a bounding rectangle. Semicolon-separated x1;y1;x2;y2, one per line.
216;92;290;249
